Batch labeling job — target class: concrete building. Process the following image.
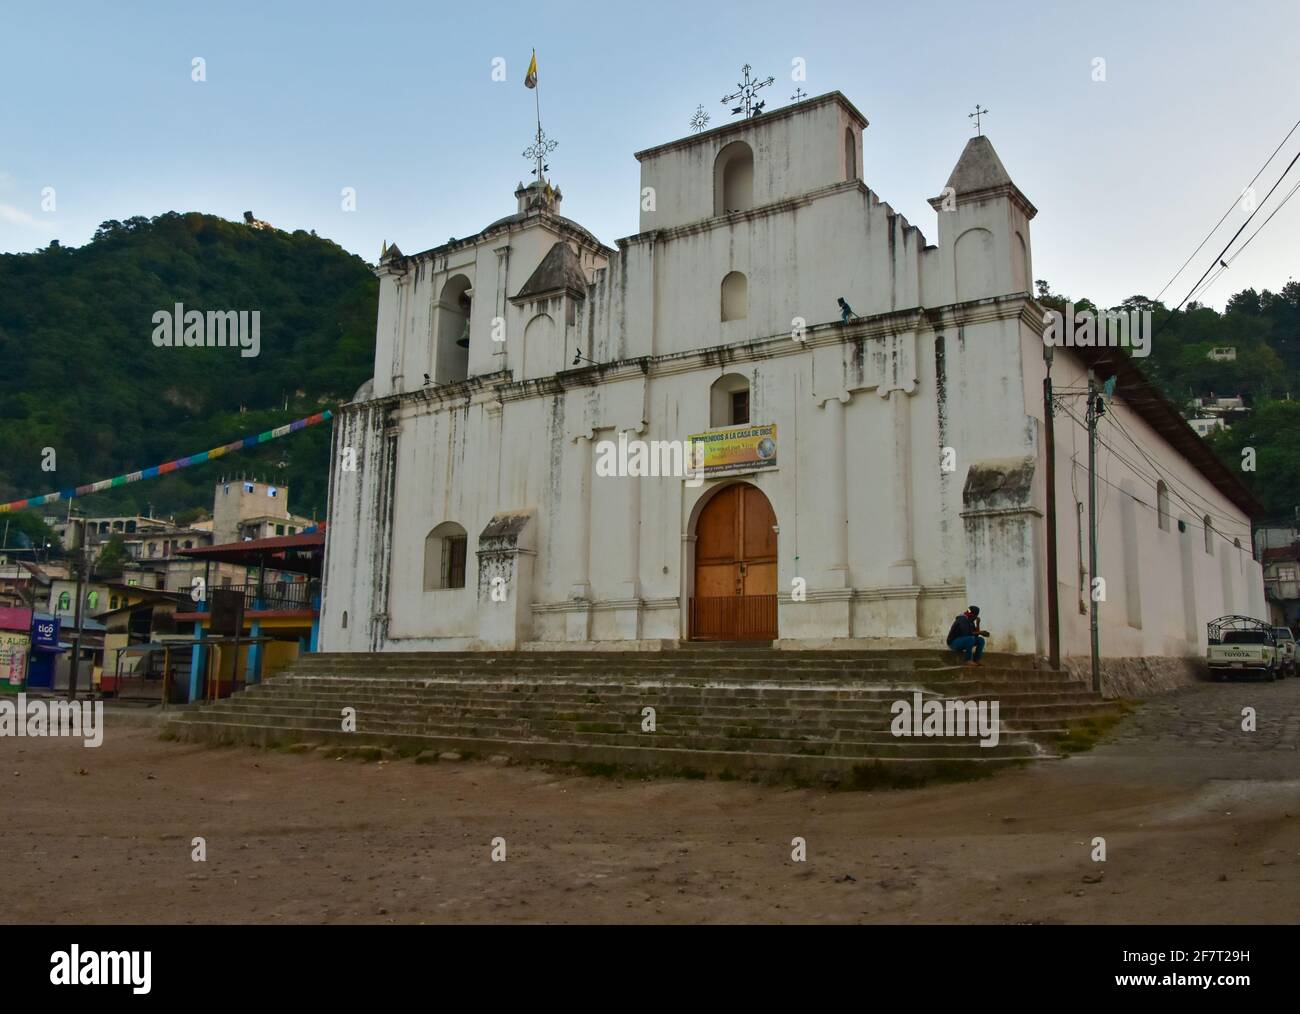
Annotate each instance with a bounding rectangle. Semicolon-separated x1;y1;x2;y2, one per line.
212;479;312;544
320;90;1265;667
1187;416;1225;438
1261;544;1300;628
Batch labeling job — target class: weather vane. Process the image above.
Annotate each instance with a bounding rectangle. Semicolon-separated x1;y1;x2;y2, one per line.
791;87;807;102
969;103;989;136
722;64;775;119
689;104;711;133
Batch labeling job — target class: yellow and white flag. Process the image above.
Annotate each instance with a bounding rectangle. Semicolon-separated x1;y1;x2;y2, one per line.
525;49;538;89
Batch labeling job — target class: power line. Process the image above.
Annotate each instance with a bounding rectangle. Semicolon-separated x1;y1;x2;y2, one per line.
1066;457;1251;548
1056;379;1251;528
1184;177;1300;305
1103;410;1252;527
1169;144;1300;316
1220;177;1300;269
1154;114;1300;303
1056;400;1252;545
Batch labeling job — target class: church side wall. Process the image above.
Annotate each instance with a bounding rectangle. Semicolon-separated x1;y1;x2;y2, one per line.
1020;332;1263;660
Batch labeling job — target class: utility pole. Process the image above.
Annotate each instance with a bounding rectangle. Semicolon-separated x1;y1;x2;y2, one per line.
1043;351;1060;670
67;517;89;701
1085;370;1102;693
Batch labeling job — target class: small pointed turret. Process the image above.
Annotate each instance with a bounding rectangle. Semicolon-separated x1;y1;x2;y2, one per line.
929;135;1036;216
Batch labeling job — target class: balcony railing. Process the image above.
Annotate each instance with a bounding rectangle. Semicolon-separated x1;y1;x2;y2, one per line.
216;580;320;612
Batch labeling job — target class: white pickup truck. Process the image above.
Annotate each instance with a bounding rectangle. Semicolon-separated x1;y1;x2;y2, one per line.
1274;627;1297;677
1206;616;1280;681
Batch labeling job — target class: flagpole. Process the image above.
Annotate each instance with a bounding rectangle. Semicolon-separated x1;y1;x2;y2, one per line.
533;50;544;184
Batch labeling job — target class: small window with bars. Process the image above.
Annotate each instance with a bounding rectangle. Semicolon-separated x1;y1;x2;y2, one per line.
731;389;750;425
444;535;468;589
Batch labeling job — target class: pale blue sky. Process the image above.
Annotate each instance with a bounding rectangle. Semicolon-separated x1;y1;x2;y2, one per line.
2;0;1296;310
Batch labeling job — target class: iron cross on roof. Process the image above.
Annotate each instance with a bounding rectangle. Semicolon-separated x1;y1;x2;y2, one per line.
722;64;775;118
969;103;990;135
522;127;558;179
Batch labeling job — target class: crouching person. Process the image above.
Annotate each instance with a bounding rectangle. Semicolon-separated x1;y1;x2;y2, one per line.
946;605;988;667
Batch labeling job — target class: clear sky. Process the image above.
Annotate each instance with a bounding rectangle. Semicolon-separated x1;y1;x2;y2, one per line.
2;0;1296;311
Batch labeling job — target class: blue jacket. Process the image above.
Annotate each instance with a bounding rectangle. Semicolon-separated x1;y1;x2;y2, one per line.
946;613;980;645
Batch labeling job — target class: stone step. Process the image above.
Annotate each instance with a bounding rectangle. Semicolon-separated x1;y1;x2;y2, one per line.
290;656;1055;674
246;682;1107;711
165;717;1036;781
169;711;1042;759
188;707;1050;743
163;647;1112;779
226;689;1115;723
264;672;1091;693
301;650;1034;665
295;651;1048;671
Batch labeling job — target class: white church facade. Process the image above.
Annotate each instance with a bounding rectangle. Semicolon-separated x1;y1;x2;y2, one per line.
319;90;1265;662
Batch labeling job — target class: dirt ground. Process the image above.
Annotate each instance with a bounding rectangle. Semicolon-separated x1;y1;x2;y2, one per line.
3;679;1299;924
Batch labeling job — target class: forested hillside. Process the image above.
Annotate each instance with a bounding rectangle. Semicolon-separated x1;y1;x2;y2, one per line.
0;213;378;528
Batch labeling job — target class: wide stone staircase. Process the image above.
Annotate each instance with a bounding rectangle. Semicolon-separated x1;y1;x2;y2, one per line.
162;647;1120;784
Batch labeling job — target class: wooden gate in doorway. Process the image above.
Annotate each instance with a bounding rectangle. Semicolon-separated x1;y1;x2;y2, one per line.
690;482;778;641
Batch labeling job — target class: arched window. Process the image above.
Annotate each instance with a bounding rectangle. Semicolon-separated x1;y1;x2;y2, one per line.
710;374;751;427
434;274;473;384
424;522;469;590
714;141;754;215
1203;516;1214;555
125;521;136;533
1156;481;1171;531
844;127;857;181
57;591;71;611
721;271;748;322
86;591;99;610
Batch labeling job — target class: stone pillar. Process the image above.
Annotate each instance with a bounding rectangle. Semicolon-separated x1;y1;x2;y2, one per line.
823;396;849;588
476;510;537;649
567;434;593;641
493;245;510;365
961;456;1043;655
611;430;642;640
887;389;916;586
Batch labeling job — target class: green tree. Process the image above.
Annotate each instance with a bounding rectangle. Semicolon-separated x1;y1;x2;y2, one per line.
93;534;130;577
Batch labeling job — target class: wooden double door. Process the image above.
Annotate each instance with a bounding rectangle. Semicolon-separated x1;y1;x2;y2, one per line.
691;483;778;641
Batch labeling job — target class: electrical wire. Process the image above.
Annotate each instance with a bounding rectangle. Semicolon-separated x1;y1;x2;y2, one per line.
1103;410;1253;527
1055;399;1253;546
1169;144;1300;316
1154;115;1300;304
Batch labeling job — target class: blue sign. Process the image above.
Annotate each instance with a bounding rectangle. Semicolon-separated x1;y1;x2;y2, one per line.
32;616;60;647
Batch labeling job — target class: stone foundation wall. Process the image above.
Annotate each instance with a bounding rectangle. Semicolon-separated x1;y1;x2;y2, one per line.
1063;655;1206;699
